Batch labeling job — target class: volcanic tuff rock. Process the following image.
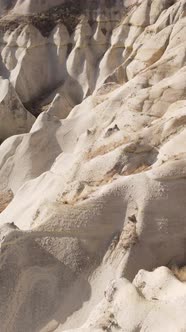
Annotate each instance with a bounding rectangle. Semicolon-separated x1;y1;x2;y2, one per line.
0;0;186;331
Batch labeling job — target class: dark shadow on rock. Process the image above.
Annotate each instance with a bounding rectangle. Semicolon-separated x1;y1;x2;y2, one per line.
0;234;92;332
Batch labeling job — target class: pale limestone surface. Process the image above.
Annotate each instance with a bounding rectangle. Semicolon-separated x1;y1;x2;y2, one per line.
0;0;186;331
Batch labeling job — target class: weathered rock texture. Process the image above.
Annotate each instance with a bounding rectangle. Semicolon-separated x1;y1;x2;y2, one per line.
0;0;186;331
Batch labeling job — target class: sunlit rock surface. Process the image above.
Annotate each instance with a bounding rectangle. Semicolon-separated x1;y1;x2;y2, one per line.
0;1;186;331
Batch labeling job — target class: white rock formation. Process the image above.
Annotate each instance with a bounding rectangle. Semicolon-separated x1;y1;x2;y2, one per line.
0;78;35;142
61;267;186;332
0;0;186;331
0;0;65;15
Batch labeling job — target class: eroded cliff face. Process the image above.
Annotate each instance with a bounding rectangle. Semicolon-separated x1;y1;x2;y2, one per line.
0;0;65;14
0;0;186;331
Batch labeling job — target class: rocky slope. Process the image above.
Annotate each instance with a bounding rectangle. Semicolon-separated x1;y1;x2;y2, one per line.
0;0;186;331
